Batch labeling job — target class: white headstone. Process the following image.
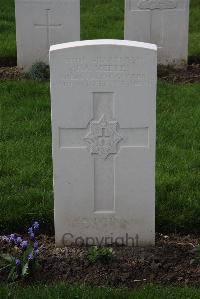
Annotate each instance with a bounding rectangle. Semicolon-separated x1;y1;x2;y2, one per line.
50;40;157;247
15;0;80;71
125;0;190;66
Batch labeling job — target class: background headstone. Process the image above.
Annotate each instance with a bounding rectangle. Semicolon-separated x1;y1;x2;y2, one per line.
50;40;157;247
15;0;80;71
125;0;190;67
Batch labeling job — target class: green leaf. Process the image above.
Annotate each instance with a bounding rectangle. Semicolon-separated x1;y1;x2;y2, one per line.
0;253;15;264
22;245;33;262
22;262;29;277
7;266;17;282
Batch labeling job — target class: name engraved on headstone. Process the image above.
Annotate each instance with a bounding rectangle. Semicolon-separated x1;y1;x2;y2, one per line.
64;56;151;87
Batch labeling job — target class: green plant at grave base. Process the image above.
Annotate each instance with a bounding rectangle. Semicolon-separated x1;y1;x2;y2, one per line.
28;62;50;81
0;221;40;282
88;246;114;263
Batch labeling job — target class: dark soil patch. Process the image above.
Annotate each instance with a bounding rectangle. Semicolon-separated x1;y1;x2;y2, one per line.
0;67;24;81
158;63;200;83
1;63;200;83
1;234;200;288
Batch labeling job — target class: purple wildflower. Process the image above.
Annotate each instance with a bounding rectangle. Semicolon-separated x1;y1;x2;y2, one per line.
2;235;8;242
29;232;35;241
9;234;15;244
33;241;38;250
28;227;33;235
33;221;39;233
16;236;22;246
20;240;28;250
16;259;21;266
34;249;39;256
28;253;33;261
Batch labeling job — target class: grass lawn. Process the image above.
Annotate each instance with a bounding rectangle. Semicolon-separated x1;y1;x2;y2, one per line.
1;284;200;299
0;81;53;232
0;0;200;62
0;80;200;233
156;82;200;232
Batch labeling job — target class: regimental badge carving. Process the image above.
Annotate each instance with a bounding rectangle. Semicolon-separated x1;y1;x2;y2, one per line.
138;0;177;10
84;115;123;159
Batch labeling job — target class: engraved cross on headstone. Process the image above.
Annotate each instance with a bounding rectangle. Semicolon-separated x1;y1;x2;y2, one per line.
60;92;149;213
34;9;62;51
136;0;178;47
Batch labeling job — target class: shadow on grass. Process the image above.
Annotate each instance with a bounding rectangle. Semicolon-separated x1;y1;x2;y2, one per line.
188;55;200;64
0;56;17;67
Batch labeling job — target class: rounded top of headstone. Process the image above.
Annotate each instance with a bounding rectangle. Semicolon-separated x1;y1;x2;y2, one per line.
50;39;157;53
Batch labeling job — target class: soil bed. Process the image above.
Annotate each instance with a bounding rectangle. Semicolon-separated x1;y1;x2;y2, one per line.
158;63;200;83
0;67;24;81
1;63;200;83
1;234;200;288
